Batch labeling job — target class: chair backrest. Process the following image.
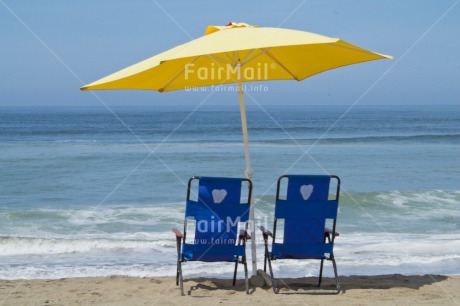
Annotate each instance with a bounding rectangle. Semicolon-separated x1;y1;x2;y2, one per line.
182;176;252;261
272;175;339;259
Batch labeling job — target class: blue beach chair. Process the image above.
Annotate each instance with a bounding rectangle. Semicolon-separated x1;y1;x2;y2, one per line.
172;176;252;296
259;175;341;293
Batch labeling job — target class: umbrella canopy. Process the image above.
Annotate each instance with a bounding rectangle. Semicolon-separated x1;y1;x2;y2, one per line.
81;22;392;277
81;22;392;91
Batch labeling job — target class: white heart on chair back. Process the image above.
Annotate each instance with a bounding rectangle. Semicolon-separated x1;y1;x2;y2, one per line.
300;185;314;200
212;189;227;204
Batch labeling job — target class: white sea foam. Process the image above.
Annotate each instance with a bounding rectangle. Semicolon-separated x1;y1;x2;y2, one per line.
376;190;460;207
0;236;173;256
0;264;177;280
63;205;184;226
1;232;459;279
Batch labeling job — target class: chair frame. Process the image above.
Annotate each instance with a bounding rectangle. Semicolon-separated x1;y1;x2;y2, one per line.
260;175;341;293
173;176;252;296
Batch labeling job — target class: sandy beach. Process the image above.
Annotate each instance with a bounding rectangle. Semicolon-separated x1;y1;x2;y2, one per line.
1;274;458;305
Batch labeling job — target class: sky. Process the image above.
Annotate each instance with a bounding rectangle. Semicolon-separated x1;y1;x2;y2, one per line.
0;0;459;107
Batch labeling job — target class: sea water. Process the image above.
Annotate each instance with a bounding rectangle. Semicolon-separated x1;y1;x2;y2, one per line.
0;105;459;279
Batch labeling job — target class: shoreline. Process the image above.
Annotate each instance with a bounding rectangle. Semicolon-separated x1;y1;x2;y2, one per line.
1;274;458;305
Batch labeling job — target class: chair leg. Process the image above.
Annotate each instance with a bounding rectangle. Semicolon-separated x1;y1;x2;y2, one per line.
264;253;267;272
233;260;238;286
262;235;277;293
176;263;180;286
331;255;341;292
178;261;185;296
318;258;324;287
263;235;268;272
243;257;249;294
175;236;183;294
267;256;277;294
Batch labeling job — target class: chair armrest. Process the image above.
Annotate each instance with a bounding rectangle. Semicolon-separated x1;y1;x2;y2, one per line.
172;228;183;238
259;226;273;238
325;227;339;237
239;229;251;240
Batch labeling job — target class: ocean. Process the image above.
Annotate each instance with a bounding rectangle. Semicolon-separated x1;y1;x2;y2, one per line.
0;105;459;280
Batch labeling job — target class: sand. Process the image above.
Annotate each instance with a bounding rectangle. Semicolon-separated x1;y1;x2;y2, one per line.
1;274;458;305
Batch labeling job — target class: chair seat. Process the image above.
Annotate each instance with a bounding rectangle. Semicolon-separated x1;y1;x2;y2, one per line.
271;242;332;260
182;243;245;262
269;251;326;260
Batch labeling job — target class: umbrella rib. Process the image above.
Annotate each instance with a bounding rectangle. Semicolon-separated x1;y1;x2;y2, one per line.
224;52;236;65
205;54;232;65
160;56;201;92
265;50;299;81
239;49;256;65
331;42;392;59
240;48;272;66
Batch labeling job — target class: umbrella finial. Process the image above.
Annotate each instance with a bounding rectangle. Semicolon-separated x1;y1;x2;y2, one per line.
205;22;258;35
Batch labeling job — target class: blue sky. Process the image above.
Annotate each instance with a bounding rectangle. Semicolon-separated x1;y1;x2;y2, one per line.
1;0;459;107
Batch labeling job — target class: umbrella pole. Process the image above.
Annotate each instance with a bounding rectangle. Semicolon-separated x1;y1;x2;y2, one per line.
237;63;257;276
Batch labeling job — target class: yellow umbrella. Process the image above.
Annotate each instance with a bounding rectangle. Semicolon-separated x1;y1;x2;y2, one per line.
81;22;392;274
